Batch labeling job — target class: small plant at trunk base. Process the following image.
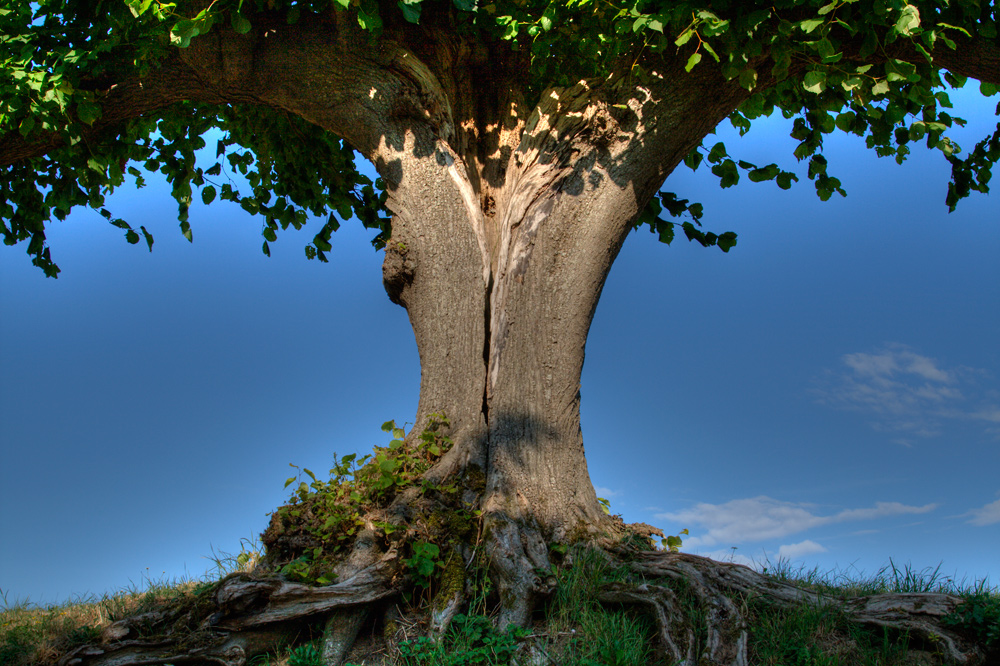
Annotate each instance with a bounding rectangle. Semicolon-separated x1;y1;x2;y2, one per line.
396;614;527;666
262;413;455;581
286;641;322;666
404;540;442;590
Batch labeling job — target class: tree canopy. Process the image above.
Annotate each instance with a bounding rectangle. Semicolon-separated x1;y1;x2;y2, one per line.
2;0;998;277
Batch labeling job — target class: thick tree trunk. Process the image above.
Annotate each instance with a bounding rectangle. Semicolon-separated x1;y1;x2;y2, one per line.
369;56;748;620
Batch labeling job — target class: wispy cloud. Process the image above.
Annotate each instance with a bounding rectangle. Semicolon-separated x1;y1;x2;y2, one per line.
656;496;936;548
814;343;997;437
594;486;620;498
700;549;757;567
966;496;1000;526
778;540;827;560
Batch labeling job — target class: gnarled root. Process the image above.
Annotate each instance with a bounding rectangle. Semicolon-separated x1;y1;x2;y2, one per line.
57;559;400;666
55;529;990;666
601;550;986;666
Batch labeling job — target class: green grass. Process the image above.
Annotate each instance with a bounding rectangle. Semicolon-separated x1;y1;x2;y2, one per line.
0;577;202;666
747;557;999;666
0;539;263;666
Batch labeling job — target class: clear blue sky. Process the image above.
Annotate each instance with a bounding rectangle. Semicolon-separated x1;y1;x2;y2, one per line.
2;87;997;607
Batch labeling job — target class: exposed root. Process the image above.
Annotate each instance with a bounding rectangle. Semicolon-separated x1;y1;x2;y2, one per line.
321;607;369;665
605;550;986;666
57;560;399;666
484;512;556;630
54;545;992;666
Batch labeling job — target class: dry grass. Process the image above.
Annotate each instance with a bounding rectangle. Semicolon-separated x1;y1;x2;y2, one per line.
0;579;207;666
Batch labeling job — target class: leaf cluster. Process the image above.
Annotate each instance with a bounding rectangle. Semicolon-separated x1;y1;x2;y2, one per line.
941;592;1000;649
2;0;998;275
267;413;454;583
2;2;389;276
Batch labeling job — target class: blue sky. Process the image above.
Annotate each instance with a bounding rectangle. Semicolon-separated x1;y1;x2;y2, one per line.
1;87;998;607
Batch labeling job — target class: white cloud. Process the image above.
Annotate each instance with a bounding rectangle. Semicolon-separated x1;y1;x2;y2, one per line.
593;486;619;498
843;347;954;383
814;343;996;437
656;496;937;548
777;540;827;560
967;497;1000;526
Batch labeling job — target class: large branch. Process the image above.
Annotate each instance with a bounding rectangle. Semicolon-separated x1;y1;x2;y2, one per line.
1;11;456;170
903;34;1000;84
0;57;240;167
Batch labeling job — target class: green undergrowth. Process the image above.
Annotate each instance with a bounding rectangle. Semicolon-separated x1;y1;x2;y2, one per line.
746;558;1000;665
262;412;468;586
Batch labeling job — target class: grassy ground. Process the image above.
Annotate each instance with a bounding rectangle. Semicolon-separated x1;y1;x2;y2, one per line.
3;545;997;666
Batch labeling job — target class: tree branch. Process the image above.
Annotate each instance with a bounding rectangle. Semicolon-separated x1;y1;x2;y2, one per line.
0;57;235;167
903;35;1000;85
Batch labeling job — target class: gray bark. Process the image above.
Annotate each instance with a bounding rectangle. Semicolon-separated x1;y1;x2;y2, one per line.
167;10;761;625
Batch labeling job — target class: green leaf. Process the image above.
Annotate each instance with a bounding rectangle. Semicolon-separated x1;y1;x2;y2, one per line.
775;172;796;190
711;159;739;188
684;52;702;72
835;112;855;132
125;230;140;244
76;101;101;125
140;226;154;252
717;231;737;252
799;18;824;33
357;7;382;32
675;28;694;47
707;141;728;163
170;19;202;48
231;12;252;35
748;164;778;182
895;4;920;36
201;185;216;205
803;70;826;94
397;0;421;23
738;68;757;91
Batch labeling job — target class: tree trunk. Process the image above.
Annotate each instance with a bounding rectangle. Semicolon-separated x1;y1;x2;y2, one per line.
372;58;747;621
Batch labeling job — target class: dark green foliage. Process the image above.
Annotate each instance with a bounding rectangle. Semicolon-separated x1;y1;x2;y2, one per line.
942;592;1000;649
263;413;455;582
396;614;527;666
287;641;322;666
403;541;442;590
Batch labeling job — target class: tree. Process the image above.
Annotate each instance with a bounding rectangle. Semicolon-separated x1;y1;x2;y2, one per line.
2;1;999;663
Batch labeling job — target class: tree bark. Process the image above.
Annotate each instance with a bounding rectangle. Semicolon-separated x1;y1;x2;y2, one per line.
367;48;753;621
